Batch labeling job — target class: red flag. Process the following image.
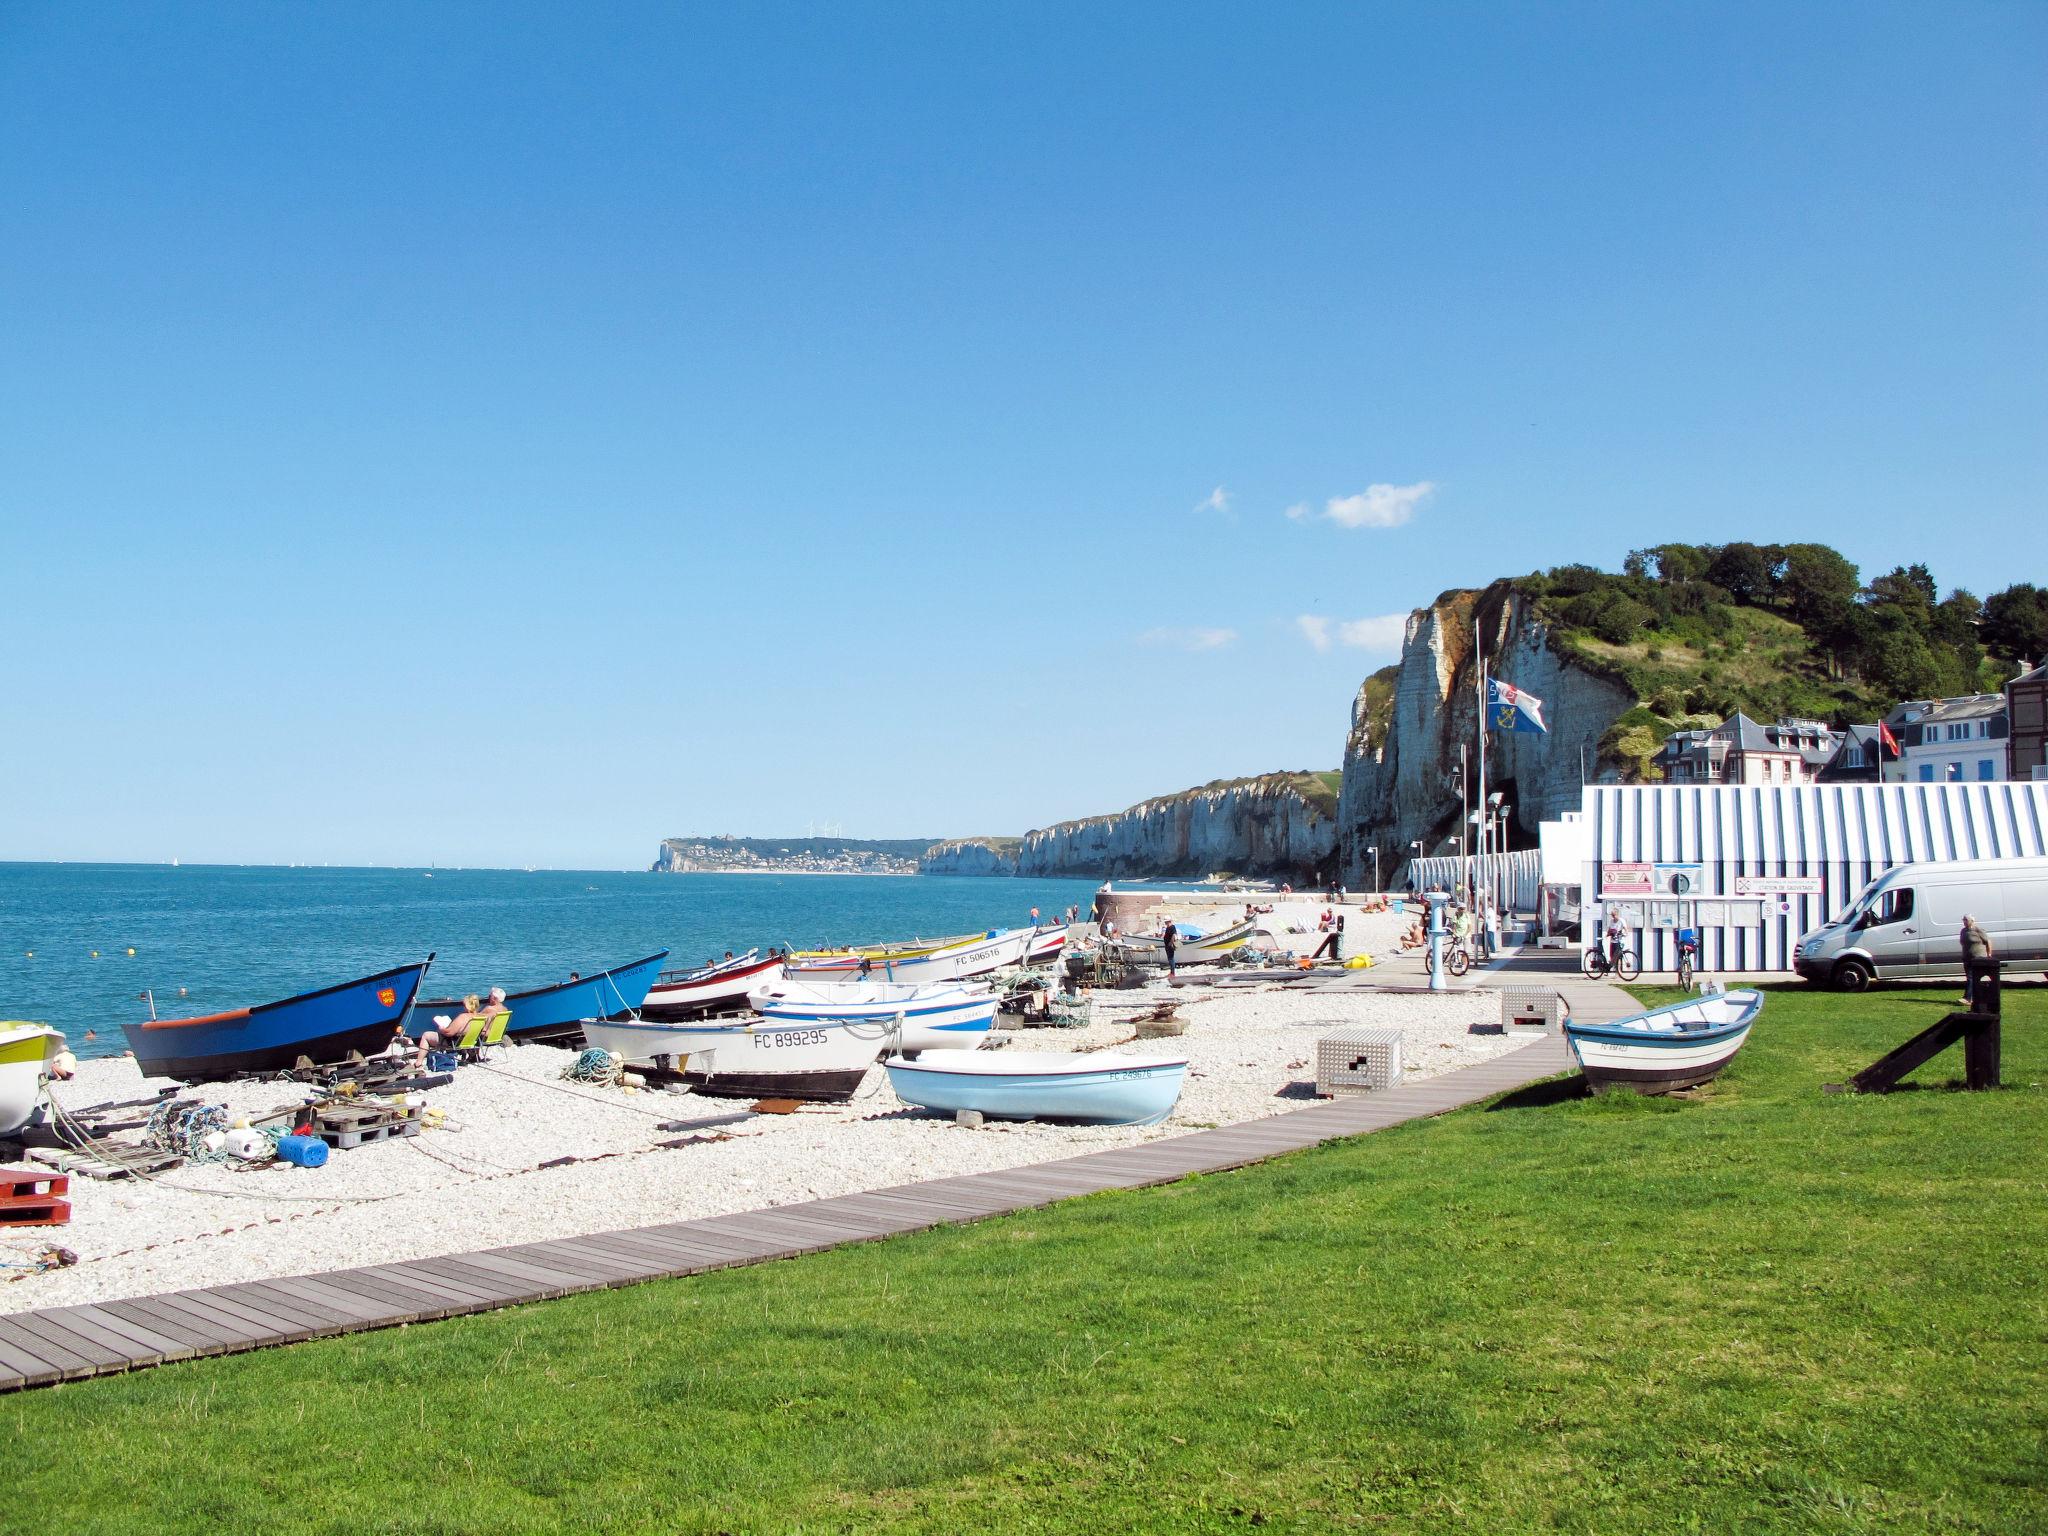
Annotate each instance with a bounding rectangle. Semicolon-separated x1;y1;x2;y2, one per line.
1878;721;1899;757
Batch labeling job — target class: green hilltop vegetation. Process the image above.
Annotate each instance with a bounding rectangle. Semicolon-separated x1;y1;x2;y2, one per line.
1358;544;2048;783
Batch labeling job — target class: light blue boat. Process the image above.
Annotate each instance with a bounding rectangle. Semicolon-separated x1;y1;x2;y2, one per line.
883;1050;1189;1126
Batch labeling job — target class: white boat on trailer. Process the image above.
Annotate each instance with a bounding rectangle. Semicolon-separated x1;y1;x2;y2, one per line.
1564;988;1763;1094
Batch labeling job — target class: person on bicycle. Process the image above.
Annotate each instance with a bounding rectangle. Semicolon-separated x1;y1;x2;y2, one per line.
1452;903;1475;958
1603;908;1628;970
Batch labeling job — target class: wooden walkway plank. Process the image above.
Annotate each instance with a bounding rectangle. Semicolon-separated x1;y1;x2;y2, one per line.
31;1304;188;1366
0;1318;84;1383
0;1315;104;1379
99;1296;227;1353
119;1293;274;1351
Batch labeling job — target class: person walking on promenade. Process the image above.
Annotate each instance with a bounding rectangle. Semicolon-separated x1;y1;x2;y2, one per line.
1961;913;1993;1007
1162;920;1180;977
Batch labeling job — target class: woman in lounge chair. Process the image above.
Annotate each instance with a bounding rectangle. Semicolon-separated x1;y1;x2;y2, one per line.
413;988;503;1067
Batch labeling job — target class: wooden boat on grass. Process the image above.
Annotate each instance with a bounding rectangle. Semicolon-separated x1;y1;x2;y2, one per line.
580;1013;893;1102
749;977;996;1051
1;1022;68;1136
884;1050;1189;1126
414;951;668;1043
642;950;785;1020
1564;988;1763;1094
121;960;432;1080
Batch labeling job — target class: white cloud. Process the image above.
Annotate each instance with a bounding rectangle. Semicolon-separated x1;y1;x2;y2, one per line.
1194;485;1233;517
1321;480;1436;529
1336;614;1409;652
1295;613;1408;654
1139;625;1238;652
1284;501;1312;522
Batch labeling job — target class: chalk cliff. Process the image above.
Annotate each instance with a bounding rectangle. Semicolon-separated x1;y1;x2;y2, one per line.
1336;583;1636;885
920;773;1339;881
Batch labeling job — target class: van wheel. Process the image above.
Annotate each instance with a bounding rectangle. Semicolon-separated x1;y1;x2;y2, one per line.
1833;959;1873;992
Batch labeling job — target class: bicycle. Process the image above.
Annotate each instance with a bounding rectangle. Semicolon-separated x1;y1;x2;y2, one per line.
1582;944;1640;982
1425;938;1475;978
1676;945;1696;990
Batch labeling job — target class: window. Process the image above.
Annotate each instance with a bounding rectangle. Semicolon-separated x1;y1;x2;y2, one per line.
1873;888;1915;926
1979;760;1995;780
1919;763;1935;782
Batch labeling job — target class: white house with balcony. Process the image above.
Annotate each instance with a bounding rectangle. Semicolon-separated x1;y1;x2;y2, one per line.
1881;694;2008;783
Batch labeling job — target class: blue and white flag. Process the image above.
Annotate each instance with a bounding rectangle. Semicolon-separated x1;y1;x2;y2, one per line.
1487;678;1548;734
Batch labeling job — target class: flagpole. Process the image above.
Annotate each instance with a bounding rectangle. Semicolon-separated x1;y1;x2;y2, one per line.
1476;630;1488;926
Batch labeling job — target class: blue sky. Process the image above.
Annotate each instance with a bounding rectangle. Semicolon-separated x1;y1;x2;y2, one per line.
3;3;2042;867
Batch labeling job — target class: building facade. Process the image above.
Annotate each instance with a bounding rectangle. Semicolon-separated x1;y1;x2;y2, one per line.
1580;780;2048;972
1881;694;2008;784
1654;714;1839;787
2009;661;2048;782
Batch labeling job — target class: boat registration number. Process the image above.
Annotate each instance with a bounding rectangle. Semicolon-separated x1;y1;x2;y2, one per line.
764;1029;828;1049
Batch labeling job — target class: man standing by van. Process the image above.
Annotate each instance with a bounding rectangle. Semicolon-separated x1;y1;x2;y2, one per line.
1961;914;1993;1008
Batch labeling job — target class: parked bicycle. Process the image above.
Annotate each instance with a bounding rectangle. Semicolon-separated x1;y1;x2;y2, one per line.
1582;943;1640;981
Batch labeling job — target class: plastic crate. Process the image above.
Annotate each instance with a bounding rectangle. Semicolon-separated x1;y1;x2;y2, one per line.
1317;1026;1404;1096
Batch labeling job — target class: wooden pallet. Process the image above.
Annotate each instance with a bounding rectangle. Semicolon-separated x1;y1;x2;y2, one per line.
26;1144;185;1181
309;1103;424;1149
0;1167;71;1226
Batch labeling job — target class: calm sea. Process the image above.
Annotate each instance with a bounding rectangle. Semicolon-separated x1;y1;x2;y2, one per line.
0;864;1100;1058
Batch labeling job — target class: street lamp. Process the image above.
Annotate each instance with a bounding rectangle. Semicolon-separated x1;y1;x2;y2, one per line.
1368;846;1381;894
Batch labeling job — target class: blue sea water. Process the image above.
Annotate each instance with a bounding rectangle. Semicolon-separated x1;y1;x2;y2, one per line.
0;864;1100;1058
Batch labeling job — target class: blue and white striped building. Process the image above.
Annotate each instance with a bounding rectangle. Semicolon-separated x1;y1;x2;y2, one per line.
1582;781;2048;972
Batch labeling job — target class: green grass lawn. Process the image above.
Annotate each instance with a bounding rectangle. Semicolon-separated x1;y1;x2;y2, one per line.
10;986;2046;1534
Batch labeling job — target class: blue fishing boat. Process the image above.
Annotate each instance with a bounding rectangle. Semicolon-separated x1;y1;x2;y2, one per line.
884;1050;1189;1126
123;959;433;1080
1564;988;1763;1094
414;951;669;1043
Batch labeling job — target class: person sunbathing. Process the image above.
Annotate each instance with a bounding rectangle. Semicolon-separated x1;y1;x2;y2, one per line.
1398;920;1426;950
413;988;502;1067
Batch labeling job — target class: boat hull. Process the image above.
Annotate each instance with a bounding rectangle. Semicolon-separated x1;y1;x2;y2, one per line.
579;1014;885;1103
1;1023;65;1136
122;962;430;1080
859;929;1033;983
884;1050;1189;1126
417;951;669;1042
749;978;997;1051
1565;989;1763;1095
642;954;785;1020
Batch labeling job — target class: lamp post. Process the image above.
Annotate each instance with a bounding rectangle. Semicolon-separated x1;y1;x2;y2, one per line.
1369;846;1381;894
1485;792;1507;951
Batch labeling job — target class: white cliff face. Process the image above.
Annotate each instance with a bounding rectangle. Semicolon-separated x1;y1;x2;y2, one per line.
918;839;1020;877
1337;587;1636;885
918;777;1338;880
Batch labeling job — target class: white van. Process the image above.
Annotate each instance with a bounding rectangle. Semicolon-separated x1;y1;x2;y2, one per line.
1794;856;2048;990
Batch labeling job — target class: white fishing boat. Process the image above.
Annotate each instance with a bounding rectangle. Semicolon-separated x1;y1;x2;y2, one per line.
641;950;785;1020
884;1050;1189;1126
1;1021;68;1137
1564;988;1764;1094
579;1013;893;1102
829;928;1034;983
749;976;997;1051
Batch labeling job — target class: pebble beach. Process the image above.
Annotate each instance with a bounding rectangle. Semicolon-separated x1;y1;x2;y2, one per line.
1;934;1516;1314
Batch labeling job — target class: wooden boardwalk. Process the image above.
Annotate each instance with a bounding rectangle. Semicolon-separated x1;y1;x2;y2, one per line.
0;963;1623;1393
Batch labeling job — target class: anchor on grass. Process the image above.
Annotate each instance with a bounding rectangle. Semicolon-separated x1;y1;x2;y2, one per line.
1826;959;2004;1095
